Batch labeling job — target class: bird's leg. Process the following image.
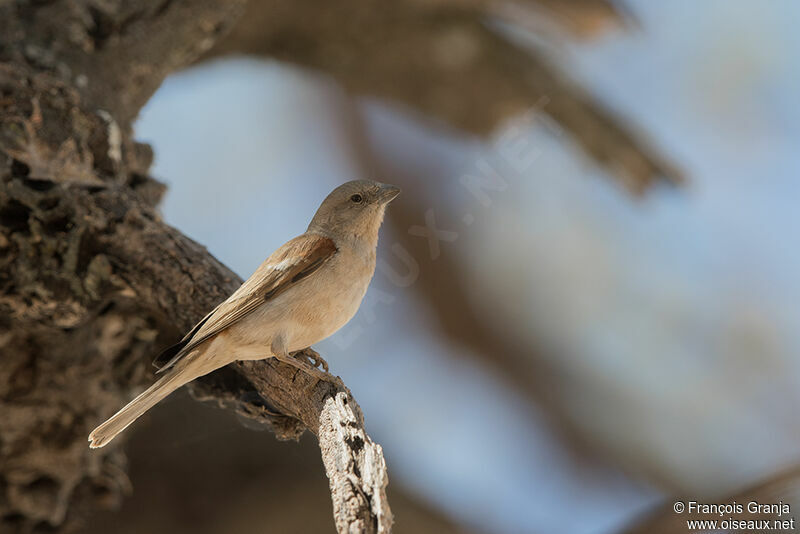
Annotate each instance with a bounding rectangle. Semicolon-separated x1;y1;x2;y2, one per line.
291;347;329;373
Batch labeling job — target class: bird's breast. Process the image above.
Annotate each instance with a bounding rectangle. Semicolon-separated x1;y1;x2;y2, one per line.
282;244;376;351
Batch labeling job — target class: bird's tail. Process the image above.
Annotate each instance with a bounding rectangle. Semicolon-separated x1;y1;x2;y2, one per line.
88;364;195;449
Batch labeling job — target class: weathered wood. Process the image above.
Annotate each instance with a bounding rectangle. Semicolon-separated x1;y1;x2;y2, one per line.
193;364;393;533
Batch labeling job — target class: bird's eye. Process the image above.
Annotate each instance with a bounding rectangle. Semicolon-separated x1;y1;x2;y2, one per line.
350;194;363;204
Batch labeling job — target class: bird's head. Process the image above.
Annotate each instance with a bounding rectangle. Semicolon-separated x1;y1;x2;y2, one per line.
308;180;400;243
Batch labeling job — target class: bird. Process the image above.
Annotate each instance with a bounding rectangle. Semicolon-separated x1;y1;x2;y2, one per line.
88;179;400;448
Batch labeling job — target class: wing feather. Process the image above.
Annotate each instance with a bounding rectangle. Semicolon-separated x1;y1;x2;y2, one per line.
154;234;337;372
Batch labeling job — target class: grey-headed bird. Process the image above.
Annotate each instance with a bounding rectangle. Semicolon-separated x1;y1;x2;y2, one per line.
88;180;400;448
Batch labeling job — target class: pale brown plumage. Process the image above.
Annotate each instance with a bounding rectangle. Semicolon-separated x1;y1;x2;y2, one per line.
153;234;338;373
88;180;399;448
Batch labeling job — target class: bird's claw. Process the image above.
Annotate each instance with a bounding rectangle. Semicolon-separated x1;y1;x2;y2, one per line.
274;348;343;388
291;347;329;373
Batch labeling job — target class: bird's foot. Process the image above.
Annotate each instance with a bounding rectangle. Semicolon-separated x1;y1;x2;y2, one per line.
274;351;338;386
291;347;329;373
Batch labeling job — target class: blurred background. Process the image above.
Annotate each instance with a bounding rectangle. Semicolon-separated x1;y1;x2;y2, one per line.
84;1;800;533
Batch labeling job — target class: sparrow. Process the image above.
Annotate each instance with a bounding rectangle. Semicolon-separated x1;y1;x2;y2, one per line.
89;179;400;448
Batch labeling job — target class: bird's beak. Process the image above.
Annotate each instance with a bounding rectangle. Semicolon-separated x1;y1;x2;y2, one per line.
377;183;401;204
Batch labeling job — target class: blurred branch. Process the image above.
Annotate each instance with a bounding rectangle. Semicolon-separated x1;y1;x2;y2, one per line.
508;0;634;37
0;1;390;532
204;0;682;193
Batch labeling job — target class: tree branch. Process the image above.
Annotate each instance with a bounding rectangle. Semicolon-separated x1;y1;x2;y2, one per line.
192;363;393;533
204;0;683;193
0;91;392;531
0;1;391;532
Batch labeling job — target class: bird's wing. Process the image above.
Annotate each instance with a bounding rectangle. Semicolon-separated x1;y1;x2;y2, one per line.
153;234;337;372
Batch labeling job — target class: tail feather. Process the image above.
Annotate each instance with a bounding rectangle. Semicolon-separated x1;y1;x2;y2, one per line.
88;367;190;448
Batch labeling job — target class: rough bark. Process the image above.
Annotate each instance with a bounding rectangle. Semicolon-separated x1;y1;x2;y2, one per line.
0;2;390;533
